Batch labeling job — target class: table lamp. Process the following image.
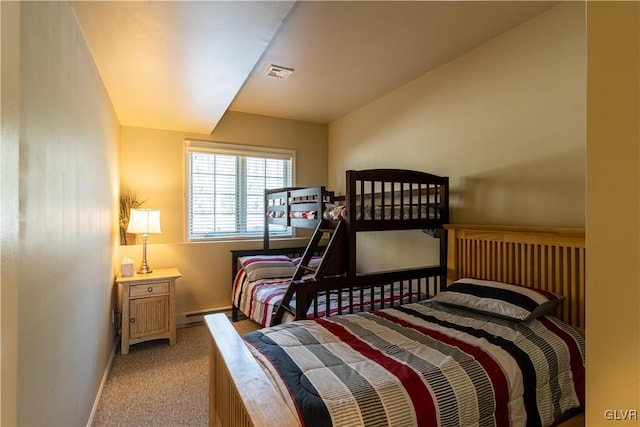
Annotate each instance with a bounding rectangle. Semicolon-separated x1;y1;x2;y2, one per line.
126;208;161;274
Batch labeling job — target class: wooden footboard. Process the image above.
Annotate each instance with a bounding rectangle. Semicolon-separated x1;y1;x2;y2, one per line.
206;314;297;427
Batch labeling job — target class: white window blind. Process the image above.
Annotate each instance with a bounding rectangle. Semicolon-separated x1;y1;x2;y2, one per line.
186;140;294;240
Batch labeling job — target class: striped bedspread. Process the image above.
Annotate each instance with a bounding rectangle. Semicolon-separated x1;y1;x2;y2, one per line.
244;301;585;427
233;270;424;327
232;270;293;327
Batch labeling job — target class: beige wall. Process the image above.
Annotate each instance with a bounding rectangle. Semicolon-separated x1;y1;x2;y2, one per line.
586;2;640;424
120;112;328;244
1;2;121;425
4;2;638;424
328;2;585;272
1;2;20;424
119;112;327;315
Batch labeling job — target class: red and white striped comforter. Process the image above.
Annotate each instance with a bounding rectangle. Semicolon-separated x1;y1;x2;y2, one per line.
232;270;294;327
232;270;424;327
244;301;585;427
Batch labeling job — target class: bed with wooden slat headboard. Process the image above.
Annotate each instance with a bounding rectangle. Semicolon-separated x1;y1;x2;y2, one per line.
205;224;586;426
444;224;585;336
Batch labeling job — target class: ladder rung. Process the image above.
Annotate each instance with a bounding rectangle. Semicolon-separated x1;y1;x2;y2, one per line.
300;265;317;272
280;305;295;316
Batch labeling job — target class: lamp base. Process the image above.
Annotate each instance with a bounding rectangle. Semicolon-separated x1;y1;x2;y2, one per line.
137;265;153;274
138;234;152;274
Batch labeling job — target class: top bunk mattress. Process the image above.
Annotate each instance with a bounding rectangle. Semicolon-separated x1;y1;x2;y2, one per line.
322;203;440;221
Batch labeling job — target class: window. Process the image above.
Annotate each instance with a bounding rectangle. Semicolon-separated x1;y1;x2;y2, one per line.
186;140;294;240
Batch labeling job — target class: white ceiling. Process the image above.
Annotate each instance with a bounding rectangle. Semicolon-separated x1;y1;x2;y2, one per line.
72;1;558;134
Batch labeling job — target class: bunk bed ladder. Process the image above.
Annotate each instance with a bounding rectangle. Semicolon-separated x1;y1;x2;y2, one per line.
271;219;347;325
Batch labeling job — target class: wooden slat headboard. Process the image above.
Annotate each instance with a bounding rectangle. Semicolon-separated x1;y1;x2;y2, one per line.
444;224;585;334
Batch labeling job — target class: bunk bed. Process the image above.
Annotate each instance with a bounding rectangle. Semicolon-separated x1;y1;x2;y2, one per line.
263;186;342;249
262;169;449;255
209;224;586;427
231;168;450;327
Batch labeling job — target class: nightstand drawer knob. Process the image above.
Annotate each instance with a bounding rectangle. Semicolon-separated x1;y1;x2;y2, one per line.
130;317;136;323
147;287;153;292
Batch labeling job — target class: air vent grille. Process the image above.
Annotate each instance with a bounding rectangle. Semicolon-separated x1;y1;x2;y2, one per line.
266;65;294;79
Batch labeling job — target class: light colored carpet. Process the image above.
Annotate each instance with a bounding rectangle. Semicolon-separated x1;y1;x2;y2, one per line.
92;318;261;426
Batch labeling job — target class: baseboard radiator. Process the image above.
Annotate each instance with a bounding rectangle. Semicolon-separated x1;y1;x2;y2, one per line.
176;306;232;327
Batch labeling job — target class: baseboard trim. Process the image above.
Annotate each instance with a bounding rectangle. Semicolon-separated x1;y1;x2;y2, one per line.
86;336;118;427
176;306;232;327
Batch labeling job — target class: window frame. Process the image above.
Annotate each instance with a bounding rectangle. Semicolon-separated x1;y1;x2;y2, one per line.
184;139;296;242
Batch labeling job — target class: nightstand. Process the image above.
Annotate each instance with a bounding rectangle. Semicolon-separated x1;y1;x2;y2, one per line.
116;267;181;355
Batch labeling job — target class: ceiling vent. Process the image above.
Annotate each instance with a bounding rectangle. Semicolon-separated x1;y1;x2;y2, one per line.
266;64;294;79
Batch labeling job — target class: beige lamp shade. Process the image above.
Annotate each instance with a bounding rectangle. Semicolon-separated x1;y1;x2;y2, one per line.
126;209;162;234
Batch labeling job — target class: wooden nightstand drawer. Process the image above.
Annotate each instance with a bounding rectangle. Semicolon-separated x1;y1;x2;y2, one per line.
130;281;169;298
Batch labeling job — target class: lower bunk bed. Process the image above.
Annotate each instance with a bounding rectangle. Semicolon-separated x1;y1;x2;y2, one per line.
231;247;443;327
207;224;586;427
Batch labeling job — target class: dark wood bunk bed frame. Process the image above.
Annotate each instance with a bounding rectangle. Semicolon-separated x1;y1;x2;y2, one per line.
210;224;587;427
262;186;342;250
231;168;450;326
